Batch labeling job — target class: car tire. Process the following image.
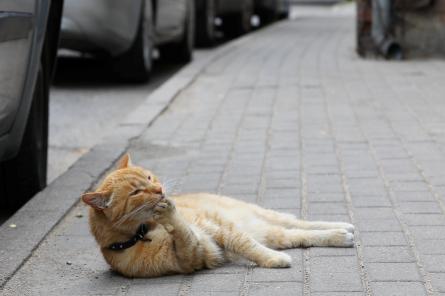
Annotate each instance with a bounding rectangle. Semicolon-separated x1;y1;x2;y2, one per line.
195;0;215;46
277;9;289;20
0;65;49;210
222;0;253;38
163;0;195;63
258;3;279;25
113;5;153;83
277;1;290;20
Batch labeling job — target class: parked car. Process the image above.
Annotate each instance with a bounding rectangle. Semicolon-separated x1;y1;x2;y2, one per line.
0;0;63;210
195;0;253;46
60;0;195;82
255;0;290;24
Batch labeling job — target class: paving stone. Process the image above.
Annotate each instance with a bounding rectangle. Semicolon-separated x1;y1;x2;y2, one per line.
309;256;362;292
307;202;348;214
419;254;445;273
362;246;414;263
410;226;445;240
367;263;422;281
190;274;244;293
309;248;357;257
398;202;442;214
307;193;346;203
127;283;181;296
354;208;397;220
370;281;427;296
390;181;430;192
403;214;445;226
393;192;436;202
415;239;445;255
311;293;363;296
429;273;445;292
356;218;403;232
250;266;302;282
350;195;392;208
248;282;303;296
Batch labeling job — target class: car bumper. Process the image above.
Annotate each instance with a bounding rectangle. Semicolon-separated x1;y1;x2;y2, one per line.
60;0;141;56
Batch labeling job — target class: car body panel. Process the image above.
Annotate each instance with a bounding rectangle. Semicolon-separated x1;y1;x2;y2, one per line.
155;0;187;43
255;0;289;14
278;0;290;15
61;0;141;56
60;0;189;57
255;0;277;12
0;0;51;161
0;12;34;136
215;0;248;15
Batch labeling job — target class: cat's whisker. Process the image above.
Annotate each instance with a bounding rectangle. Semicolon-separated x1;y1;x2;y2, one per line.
114;204;149;227
162;178;179;196
162;178;178;187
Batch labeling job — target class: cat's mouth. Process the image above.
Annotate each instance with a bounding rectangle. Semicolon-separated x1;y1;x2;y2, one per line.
156;194;165;204
148;194;165;209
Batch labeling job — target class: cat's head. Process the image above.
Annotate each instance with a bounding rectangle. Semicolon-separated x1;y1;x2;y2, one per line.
81;153;164;227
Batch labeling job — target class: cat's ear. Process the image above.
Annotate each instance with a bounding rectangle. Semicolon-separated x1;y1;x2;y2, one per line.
81;191;112;210
117;153;132;169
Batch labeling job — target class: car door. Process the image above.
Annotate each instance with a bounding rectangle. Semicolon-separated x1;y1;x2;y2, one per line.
0;0;36;139
0;0;51;162
154;0;187;43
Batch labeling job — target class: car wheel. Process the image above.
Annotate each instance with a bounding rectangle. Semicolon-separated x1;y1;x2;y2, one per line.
258;1;279;24
196;0;215;46
0;65;49;210
278;0;290;20
113;6;153;82
163;0;195;63
222;0;253;38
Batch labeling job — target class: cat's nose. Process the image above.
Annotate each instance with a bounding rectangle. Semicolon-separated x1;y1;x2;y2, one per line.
152;186;163;195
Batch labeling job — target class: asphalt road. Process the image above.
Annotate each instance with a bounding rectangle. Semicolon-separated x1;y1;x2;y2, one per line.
48;55;185;183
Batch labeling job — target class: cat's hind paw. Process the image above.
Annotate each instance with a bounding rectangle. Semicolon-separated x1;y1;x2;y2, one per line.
259;252;292;268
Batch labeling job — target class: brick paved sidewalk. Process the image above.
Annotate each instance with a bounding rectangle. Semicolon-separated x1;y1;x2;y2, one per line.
4;6;445;296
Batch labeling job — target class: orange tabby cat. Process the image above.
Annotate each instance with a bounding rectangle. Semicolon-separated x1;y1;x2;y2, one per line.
82;153;354;278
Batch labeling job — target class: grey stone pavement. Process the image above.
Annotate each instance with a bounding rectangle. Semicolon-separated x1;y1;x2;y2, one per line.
4;4;445;296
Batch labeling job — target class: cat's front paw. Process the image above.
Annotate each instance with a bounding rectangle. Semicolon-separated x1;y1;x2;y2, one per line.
258;252;292;268
338;223;355;233
328;229;355;247
153;198;176;223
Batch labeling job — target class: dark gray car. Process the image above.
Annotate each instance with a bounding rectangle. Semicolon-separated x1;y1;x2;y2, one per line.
195;0;254;46
60;0;195;82
255;0;290;24
0;0;63;209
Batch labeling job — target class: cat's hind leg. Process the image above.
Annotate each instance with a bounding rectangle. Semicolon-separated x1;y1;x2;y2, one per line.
252;206;354;233
263;225;354;249
201;221;292;268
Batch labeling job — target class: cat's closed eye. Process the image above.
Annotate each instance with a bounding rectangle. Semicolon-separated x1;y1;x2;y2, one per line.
130;189;144;196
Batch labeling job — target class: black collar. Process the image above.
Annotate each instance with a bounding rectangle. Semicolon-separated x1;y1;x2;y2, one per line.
108;224;150;251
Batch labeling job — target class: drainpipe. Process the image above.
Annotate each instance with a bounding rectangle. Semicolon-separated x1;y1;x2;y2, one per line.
371;0;403;59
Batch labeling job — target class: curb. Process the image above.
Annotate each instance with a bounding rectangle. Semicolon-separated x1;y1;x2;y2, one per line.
0;30;258;288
